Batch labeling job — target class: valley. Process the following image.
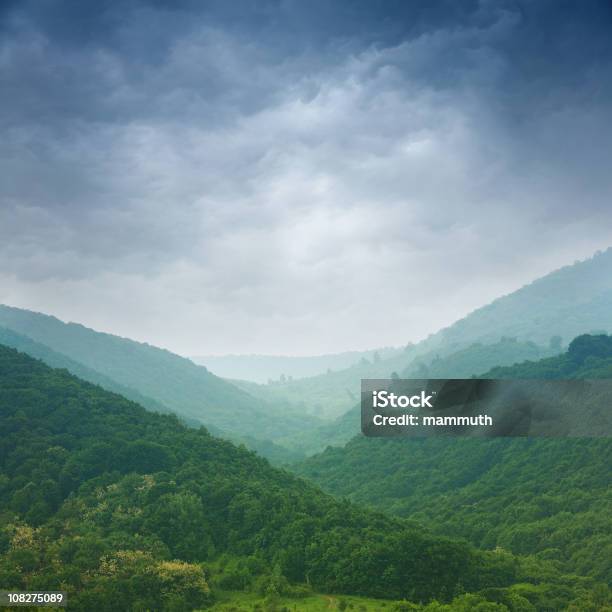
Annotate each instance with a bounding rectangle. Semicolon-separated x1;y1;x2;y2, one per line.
2;250;612;610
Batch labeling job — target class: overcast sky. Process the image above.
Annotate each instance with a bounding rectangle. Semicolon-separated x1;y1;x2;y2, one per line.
1;0;612;356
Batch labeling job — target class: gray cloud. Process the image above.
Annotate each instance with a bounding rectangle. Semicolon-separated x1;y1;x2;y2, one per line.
1;1;612;354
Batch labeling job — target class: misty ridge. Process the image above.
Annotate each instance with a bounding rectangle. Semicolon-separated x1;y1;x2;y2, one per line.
2;247;612;461
191;348;403;385
363;376;612;438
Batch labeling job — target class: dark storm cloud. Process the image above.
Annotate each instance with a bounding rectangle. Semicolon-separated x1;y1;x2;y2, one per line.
1;0;612;354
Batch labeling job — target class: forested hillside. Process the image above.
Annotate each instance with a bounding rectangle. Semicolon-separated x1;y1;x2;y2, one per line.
0;305;320;446
402;338;559;379
484;334;612;379
296;336;612;590
0;326;176;419
422;249;612;353
2;345;601;610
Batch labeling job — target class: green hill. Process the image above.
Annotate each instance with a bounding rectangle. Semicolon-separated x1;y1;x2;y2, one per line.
484;334;612;379
296;336;612;587
0;305;321;447
1;344;596;610
402;337;558;379
0;325;177;419
425;249;612;352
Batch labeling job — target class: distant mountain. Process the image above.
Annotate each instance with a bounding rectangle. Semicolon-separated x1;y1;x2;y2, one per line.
1;344;574;610
231;348;419;421
276;338;558;455
192;347;403;384
0;305;320;446
401;336;559;379
424;247;612;352
251;336;556;426
296;336;612;584
261;249;612;420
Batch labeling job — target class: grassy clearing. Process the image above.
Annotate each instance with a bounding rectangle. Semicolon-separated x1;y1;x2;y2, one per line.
208;589;399;611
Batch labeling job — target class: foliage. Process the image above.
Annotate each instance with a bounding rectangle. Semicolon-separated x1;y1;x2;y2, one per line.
0;344;559;609
296;336;612;587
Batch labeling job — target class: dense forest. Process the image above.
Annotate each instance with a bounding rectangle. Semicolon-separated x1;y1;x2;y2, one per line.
0;305;564;464
1;345;608;610
296;336;612;599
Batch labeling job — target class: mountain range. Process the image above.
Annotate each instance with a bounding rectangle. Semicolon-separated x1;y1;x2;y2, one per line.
2;248;612;464
0;305;321;462
237;248;612;427
191;348;403;384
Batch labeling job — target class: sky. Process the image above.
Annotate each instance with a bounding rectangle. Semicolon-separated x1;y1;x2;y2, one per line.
1;0;612;356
